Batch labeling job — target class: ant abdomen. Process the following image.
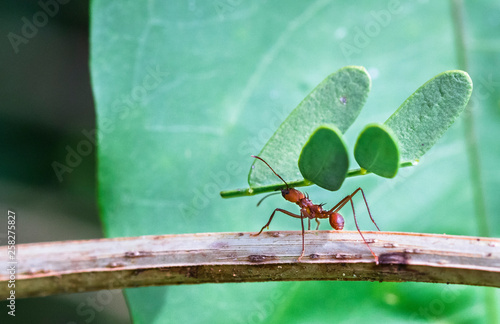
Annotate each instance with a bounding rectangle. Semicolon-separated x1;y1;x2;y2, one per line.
329;213;345;230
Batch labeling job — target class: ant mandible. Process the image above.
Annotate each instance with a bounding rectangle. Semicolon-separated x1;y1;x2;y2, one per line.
251;155;381;264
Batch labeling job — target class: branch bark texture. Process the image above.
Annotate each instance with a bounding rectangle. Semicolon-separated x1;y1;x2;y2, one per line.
1;231;499;298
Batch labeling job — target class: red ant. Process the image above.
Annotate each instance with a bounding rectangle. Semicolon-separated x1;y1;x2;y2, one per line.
251;155;380;264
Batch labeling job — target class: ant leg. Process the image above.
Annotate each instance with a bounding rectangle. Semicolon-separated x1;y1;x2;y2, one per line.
327;196;350;214
315;218;321;230
251;208;301;236
297;211;306;262
308;218;311;231
353;187;380;231
328;188;379;264
253;207;308;261
349;197;379;265
328;188;380;231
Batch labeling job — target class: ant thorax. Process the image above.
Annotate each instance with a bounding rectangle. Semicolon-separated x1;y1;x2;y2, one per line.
299;197;324;217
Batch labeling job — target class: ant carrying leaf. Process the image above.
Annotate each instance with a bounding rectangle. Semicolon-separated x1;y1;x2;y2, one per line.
251;155;380;263
221;69;473;265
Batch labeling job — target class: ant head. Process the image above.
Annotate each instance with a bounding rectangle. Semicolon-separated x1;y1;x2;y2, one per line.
329;212;345;230
281;188;304;203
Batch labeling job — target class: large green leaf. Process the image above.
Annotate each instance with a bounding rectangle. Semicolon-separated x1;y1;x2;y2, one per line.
248;66;370;187
354;71;472;179
91;1;500;323
384;70;473;161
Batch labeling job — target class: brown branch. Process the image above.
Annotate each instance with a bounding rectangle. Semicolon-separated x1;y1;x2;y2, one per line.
1;231;499;298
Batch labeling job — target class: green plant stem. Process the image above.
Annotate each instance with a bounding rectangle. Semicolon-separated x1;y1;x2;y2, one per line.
220;161;415;198
451;0;489;238
450;1;497;323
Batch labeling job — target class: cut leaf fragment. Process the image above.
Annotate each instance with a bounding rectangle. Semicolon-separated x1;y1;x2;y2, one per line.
298;125;348;191
248;66;371;187
354;123;400;178
385;70;473;161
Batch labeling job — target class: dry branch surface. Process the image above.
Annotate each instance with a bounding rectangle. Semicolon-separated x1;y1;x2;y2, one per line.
1;231;499;298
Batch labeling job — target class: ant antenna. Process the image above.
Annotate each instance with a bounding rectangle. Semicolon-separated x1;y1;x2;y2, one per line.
251;155;289;189
256;192;281;207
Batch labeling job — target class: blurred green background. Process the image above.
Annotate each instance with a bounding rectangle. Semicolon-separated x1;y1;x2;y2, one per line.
0;1;130;323
2;0;500;323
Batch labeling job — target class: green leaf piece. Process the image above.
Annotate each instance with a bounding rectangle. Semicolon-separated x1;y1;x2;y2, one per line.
248;66;371;187
298;125;348;191
384;70;473;161
354;123;400;178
